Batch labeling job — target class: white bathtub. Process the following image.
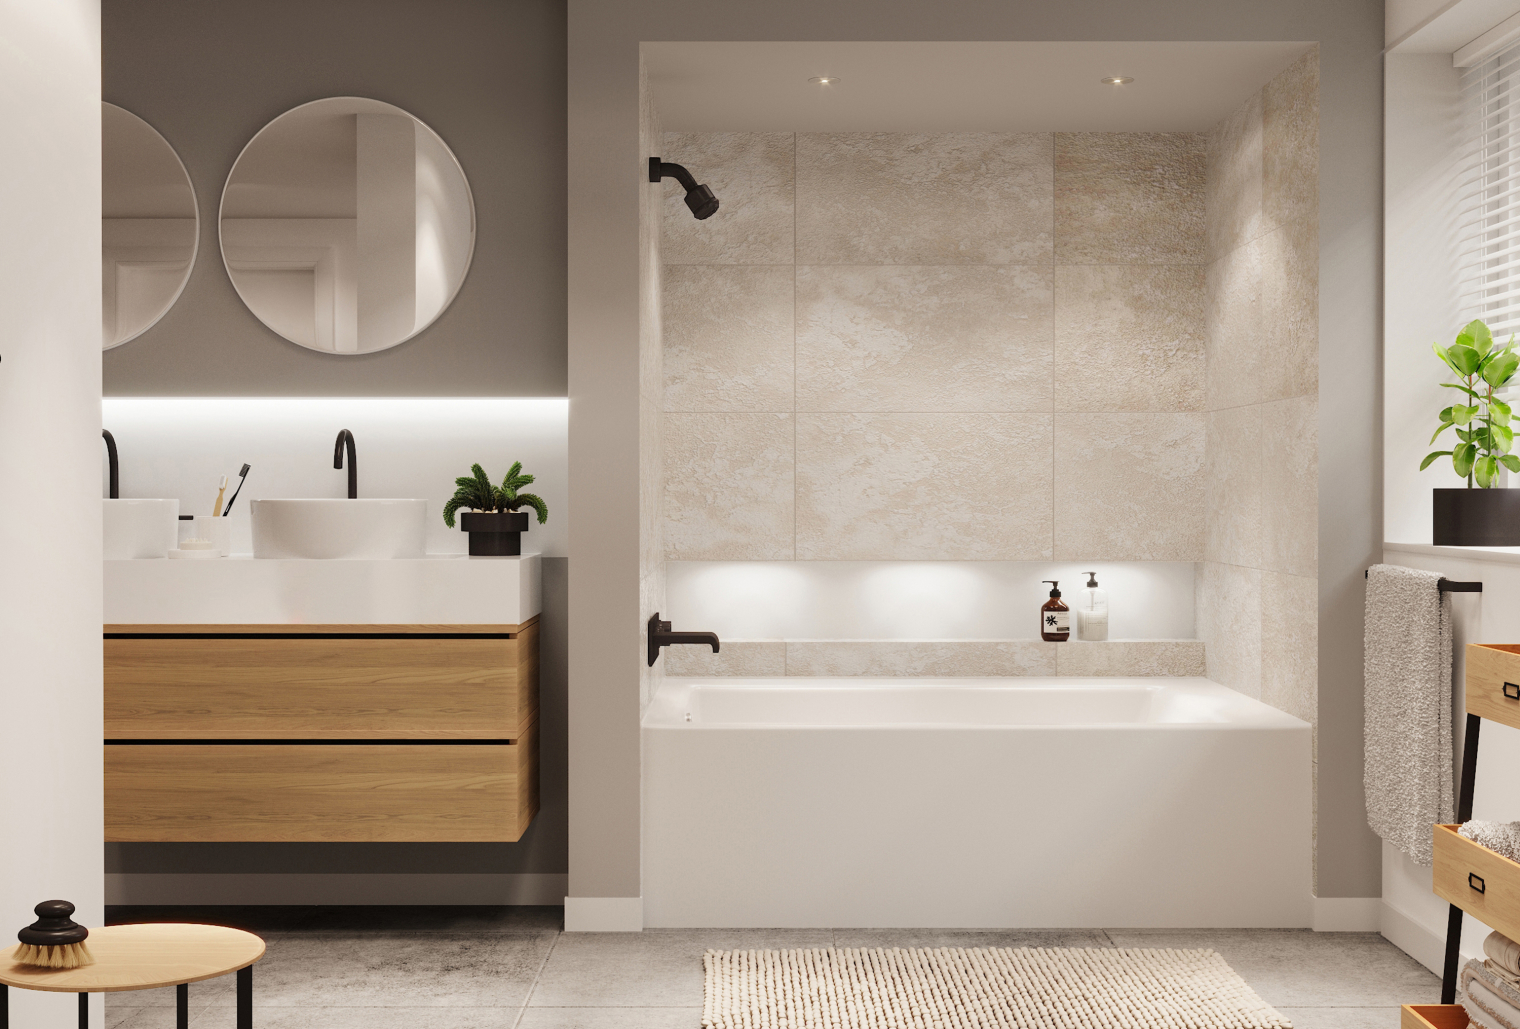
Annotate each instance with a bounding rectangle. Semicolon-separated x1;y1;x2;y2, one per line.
642;677;1311;928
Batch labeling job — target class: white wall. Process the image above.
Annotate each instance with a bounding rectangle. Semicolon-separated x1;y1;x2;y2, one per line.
1379;545;1520;972
101;397;568;557
1385;55;1469;545
0;0;104;1024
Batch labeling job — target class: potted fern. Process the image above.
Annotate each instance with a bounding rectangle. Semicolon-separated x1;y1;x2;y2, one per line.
443;462;548;556
1423;319;1520;544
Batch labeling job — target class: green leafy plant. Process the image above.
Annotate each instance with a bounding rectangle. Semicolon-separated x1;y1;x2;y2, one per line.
443;462;549;528
1424;320;1520;488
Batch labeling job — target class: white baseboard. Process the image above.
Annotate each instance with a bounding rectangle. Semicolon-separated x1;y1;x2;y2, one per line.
1381;898;1483;976
1312;895;1382;931
564;895;643;932
106;873;567;906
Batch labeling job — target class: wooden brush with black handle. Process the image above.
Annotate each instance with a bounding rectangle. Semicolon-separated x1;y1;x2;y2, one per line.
13;900;93;969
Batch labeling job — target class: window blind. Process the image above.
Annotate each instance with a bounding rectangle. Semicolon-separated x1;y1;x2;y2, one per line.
1460;42;1520;343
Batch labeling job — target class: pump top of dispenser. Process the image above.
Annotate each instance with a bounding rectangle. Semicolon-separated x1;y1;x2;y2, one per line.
1044;580;1060;597
1085;571;1099;588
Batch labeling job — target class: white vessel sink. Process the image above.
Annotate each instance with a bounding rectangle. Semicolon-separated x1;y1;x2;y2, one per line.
103;498;180;559
251;498;427;559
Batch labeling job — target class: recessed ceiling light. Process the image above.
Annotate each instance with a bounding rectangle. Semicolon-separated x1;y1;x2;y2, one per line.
1101;76;1134;86
809;76;840;86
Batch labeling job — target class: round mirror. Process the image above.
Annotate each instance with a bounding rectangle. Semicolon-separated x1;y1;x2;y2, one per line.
102;103;197;350
219;97;475;354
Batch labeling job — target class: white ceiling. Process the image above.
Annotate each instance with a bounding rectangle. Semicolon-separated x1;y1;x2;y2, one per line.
646;41;1316;134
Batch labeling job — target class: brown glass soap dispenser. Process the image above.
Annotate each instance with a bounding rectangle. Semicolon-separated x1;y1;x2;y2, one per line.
1041;580;1070;642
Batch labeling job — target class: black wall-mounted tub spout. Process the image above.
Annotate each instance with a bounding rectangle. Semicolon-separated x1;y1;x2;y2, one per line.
649;158;720;220
333;429;357;498
648;613;720;667
103;429;119;499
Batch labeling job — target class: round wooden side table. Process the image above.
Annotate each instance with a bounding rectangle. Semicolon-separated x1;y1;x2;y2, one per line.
0;923;265;1028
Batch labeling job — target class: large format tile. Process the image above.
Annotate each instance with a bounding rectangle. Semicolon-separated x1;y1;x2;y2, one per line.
796;133;1053;265
530;929;832;1007
1275;1009;1405;1029
1053;412;1205;561
1206;92;1265;262
662;132;795;265
1054;264;1204;413
785;639;1057;676
663;264;794;412
1205;236;1264;410
796;413;1053;560
230;1008;520;1028
663;413;795;560
1102;930;1439;1008
1263;48;1320;236
641;394;663;581
796;264;1053;413
1054;132;1205;265
664;639;786;676
204;932;554;1009
1261;570;1318;724
1204;404;1263;567
1262;394;1318;577
1056;640;1206;677
1258;219;1319;403
1196;561;1263;699
831;928;1113;949
517;1010;700;1029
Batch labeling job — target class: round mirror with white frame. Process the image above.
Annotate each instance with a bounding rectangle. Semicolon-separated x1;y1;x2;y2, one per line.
102;103;198;350
219;97;476;355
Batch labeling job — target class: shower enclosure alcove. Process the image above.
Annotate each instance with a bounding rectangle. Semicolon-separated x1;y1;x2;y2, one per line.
637;40;1322;928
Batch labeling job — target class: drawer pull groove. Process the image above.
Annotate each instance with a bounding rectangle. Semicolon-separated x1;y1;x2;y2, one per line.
1471;872;1487;893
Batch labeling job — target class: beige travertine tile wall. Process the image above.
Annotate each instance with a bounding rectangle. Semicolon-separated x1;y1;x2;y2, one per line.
1197;49;1319;727
662;129;1208;565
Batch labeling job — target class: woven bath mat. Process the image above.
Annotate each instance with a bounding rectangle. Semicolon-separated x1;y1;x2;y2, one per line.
701;947;1291;1029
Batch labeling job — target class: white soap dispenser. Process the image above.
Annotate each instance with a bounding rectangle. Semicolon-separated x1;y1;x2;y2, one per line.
1077;571;1109;641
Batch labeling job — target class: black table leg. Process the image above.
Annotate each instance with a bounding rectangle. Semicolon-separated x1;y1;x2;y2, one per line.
77;992;87;1029
1;983;7;1029
236;965;252;1029
177;983;188;1029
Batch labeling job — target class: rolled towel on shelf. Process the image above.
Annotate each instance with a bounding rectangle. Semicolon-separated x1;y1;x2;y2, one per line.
1463;821;1520;863
1364;563;1454;866
1465;958;1520;1029
1490;931;1520;986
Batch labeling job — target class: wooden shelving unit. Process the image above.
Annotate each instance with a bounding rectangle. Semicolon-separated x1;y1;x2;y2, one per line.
1404;643;1520;1028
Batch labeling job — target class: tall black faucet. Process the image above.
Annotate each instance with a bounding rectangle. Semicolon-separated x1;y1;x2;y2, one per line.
333;429;357;498
102;429;119;499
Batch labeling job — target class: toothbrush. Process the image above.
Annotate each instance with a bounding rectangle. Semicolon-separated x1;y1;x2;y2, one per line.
222;464;251;516
212;475;228;517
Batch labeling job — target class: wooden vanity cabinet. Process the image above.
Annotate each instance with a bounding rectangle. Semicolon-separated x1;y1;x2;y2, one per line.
104;620;539;843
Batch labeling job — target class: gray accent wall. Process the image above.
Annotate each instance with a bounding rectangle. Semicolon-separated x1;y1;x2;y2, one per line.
102;0;567;397
570;0;1383;907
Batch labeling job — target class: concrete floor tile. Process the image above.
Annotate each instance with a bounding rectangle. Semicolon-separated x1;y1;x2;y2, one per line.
1103;929;1439;1007
516;1009;701;1029
191;1008;520;1028
1276;1008;1408;1029
530;929;831;1007
831;928;1113;950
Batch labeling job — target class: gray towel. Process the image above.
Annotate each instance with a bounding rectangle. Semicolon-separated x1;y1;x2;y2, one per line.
1364;563;1454;866
1464;822;1520;862
1465;958;1520;1029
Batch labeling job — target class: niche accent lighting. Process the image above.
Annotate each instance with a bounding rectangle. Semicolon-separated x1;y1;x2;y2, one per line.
1101;76;1134;85
809;76;840;85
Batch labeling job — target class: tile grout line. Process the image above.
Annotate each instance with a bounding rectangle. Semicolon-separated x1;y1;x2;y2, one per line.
510;929;562;1029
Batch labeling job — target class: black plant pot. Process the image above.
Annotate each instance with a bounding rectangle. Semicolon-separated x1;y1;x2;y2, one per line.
461;511;529;556
1433;488;1520;546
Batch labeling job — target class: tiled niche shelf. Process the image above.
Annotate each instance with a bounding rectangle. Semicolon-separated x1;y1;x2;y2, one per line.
664;639;1205;677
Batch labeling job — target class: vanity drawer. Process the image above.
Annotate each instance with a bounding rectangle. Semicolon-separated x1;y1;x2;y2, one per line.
1467;643;1520;732
1433;823;1520;942
105;624;538;740
105;725;538;843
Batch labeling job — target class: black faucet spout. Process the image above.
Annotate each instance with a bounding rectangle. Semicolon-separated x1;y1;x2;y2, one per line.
333;429;357;499
103;429;119;499
647;613;721;667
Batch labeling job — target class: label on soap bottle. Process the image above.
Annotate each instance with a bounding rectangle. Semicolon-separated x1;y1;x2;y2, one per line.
1044;609;1069;633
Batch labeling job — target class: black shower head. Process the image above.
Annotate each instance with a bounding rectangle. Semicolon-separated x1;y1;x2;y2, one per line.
649;158;720;220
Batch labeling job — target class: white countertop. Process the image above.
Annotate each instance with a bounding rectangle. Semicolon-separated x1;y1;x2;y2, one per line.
105;553;541;626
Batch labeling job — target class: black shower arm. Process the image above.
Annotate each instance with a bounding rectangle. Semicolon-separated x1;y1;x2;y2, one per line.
648;158;700;192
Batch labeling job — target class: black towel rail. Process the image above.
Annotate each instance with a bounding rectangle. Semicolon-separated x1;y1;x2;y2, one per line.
1363;569;1483;592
